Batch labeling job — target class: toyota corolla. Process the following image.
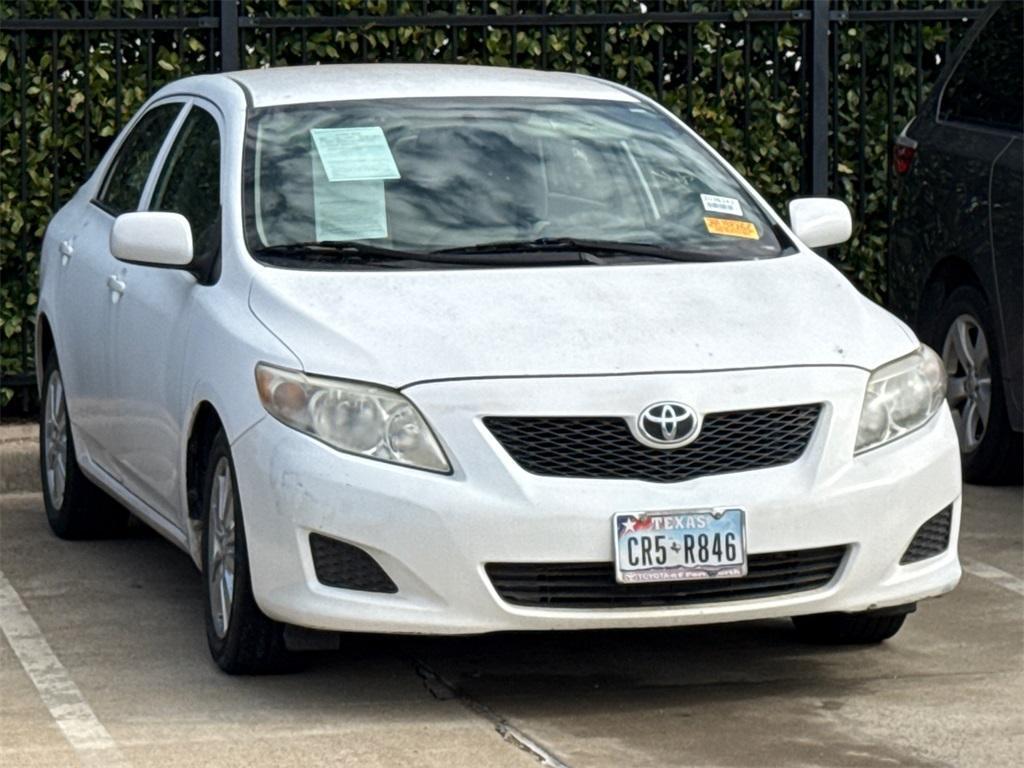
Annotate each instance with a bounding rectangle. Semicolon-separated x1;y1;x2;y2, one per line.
36;65;962;673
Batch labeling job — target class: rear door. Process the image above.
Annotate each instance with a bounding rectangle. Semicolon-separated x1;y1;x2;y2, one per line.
921;4;1020;289
56;102;184;476
105;99;223;522
989;135;1022;429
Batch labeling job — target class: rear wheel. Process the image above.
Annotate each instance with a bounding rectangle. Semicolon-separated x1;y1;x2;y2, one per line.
931;286;1022;484
202;429;292;674
39;352;127;539
792;610;909;645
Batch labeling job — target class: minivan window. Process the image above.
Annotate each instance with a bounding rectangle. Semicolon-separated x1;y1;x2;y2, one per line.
96;103;182;214
151;106;222;261
939;3;1023;132
244;98;785;266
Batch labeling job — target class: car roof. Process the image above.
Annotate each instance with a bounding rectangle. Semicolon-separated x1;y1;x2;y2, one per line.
223;63;639;108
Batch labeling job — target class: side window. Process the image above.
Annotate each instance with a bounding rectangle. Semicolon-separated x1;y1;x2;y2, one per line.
939;4;1023;132
150;106;222;262
96;104;182;214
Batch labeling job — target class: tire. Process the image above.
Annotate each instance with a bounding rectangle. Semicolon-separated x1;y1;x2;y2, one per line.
39;352;127;539
792;610;908;645
201;429;293;674
928;285;1022;484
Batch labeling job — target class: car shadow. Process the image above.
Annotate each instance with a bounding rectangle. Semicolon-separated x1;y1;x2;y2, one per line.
299;618;882;713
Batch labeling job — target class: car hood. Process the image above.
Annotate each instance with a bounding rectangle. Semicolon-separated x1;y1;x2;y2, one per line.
248;252;917;387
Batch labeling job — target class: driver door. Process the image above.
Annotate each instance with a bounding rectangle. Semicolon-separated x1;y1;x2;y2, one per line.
105;99;223;523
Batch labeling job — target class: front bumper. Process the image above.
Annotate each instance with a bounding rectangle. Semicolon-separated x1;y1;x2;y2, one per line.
231;367;962;634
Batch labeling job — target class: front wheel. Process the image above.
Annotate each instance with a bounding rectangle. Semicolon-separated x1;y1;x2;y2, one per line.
202;429;292;674
792;609;909;645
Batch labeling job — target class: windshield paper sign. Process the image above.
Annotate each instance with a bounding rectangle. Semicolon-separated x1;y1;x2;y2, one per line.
311;127;401;182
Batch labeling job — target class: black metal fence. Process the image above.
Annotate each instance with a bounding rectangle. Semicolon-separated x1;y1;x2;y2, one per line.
0;1;986;407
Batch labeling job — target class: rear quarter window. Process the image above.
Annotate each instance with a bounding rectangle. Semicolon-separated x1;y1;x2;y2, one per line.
938;4;1023;133
96;103;182;214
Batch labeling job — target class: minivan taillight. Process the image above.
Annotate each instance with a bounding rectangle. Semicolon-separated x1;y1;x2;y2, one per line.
893;136;918;175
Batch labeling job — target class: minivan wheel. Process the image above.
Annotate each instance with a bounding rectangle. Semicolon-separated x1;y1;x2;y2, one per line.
39;352;126;539
792;610;908;645
931;286;1022;484
201;429;292;674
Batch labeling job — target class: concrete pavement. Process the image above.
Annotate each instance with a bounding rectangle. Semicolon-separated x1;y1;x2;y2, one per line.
0;423;37;494
1;444;1021;766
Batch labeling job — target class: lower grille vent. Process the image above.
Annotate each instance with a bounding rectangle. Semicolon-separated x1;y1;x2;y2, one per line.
486;546;846;609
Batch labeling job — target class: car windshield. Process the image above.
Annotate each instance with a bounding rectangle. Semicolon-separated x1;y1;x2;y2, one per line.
243;97;786;266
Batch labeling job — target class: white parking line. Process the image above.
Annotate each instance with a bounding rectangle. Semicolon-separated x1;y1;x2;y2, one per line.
962;558;1024;597
0;570;130;768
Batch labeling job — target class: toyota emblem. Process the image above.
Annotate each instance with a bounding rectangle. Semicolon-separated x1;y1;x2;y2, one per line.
636;402;701;448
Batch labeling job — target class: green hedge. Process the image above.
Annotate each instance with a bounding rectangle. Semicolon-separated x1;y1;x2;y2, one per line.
0;1;977;404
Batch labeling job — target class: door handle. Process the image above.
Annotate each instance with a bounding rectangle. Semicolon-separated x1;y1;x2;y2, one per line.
59;239;74;264
107;275;126;303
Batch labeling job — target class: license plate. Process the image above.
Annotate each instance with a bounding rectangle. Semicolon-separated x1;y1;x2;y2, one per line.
613;508;747;584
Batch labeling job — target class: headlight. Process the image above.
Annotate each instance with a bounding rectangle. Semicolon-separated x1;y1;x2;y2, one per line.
855;346;946;454
255;363;450;473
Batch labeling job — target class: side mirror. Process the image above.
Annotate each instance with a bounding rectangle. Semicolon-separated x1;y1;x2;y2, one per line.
110;211;193;268
787;198;852;249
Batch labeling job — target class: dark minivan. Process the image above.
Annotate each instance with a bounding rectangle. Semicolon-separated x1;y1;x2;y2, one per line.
889;0;1022;483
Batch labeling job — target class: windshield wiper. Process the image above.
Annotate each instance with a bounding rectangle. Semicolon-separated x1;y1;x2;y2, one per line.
252;238;735;268
431;237;733;263
251;240;443;265
251;240;607;268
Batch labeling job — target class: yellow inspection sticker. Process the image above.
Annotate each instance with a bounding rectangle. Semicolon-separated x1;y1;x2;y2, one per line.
704;216;760;240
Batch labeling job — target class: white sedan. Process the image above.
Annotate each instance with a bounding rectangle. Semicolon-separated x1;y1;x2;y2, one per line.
37;64;961;673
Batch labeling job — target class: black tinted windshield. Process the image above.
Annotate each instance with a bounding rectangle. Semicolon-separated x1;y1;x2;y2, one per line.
243;98;784;265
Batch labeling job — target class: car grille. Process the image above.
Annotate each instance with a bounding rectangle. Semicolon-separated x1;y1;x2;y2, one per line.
486;546;847;609
484;405;821;483
900;506;953;564
309;533;398;593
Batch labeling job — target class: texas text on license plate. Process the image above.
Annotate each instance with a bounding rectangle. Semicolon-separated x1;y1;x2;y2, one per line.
613;508;747;584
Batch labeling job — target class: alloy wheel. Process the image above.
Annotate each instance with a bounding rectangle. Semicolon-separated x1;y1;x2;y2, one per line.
207;457;237;638
43;370;69;509
942;314;992;454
